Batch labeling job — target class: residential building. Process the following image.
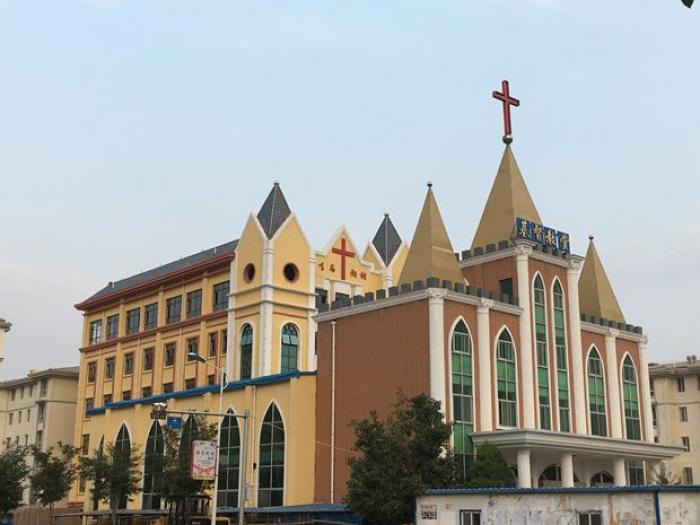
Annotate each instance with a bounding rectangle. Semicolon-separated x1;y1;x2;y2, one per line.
0;366;80;504
650;356;700;484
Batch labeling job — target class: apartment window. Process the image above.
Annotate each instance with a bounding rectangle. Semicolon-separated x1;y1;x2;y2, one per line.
105;357;115;379
20;387;24;399
499;277;513;297
103;394;112;405
682;436;691;452
79;473;87;493
10;389;15;401
208;374;216;386
697;375;700;390
166;296;182;324
35;431;42;449
683;467;694;484
222;329;228;354
142;386;152;398
89;320;103;344
85;398;94;416
122;390;132;401
8;413;13;425
164;343;176;367
678;376;686;393
81;434;90;455
186;289;202;318
40;379;47;397
26;409;31;422
650;378;655;397
680;406;688;422
24;435;28;446
124;353;134;375
107;314;119;340
37;404;45;423
185;378;196;390
143;348;154;371
87;361;97;383
162;383;173;394
652;404;657;427
213;281;230;311
459;510;481;525
187;337;199;360
144;303;158;330
578;512;602;525
208;333;217;357
126;308;140;334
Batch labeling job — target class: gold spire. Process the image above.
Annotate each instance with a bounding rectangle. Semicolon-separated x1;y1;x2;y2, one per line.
471;145;542;248
398;184;464;286
579;237;626;323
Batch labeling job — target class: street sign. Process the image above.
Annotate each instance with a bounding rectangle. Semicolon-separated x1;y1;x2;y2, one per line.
167;416;183;430
150;409;166;420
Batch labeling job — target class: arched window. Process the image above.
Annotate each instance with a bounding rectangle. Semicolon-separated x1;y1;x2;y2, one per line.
553;280;570;432
258;404;284;507
280;324;299;373
496;330;518;427
240;325;253;380
218;410;241;508
622;356;641;440
451;321;473;478
590;471;614;487
588;349;607;436
538;465;580;487
533;275;551;430
142;423;164;510
114;425;131;509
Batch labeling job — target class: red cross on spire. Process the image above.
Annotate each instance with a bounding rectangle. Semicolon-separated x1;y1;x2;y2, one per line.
492;80;520;144
332;237;355;281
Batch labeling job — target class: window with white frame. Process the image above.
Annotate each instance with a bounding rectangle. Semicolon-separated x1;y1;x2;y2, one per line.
459;510;481;525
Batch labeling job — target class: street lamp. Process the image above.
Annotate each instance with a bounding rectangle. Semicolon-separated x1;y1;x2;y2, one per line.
188;351;248;525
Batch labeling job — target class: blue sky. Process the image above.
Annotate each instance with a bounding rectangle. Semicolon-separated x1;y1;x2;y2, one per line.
1;1;698;378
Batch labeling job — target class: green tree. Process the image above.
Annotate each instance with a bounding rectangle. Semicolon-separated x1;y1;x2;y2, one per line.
0;445;30;515
80;443;142;525
159;415;217;523
345;393;456;525
29;442;78;524
464;442;516;488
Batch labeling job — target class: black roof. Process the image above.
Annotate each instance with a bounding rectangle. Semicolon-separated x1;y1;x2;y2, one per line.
257;183;292;239
372;214;402;265
82;240;238;304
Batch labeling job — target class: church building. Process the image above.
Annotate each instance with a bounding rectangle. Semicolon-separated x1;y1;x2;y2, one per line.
68;87;680;518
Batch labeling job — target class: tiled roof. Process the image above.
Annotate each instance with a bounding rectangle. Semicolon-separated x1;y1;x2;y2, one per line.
257;183;291;239
81;240;238;304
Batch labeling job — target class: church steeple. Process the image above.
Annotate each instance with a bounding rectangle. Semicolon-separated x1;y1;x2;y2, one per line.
371;213;402;267
398;184;464;286
471;145;542;249
579;237;626;323
257;182;292;239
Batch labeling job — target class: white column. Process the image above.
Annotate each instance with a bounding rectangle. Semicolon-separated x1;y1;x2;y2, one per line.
566;261;587;434
381;269;393;290
515;245;536;429
516;448;532;488
638;337;655;443
428;289;447;414
477;298;493;431
605;329;623;439
307;254;317;371
613;457;627;486
561;453;574;488
259;239;274;377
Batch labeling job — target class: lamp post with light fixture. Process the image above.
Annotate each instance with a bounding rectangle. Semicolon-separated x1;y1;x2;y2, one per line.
187;351;248;525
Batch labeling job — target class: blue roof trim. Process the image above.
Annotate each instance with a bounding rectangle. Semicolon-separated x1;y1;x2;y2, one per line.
86;371;316;416
218;503;348;514
424;485;700;496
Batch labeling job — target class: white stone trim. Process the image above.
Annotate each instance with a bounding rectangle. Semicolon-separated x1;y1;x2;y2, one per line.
581;321;644;342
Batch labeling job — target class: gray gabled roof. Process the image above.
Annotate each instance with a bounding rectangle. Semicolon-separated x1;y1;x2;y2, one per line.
257;182;291;239
372;213;403;266
81;240;238;305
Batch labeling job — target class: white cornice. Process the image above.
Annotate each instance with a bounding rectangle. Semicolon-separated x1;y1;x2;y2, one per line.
580;321;644;342
314;287;521;322
471;429;682;460
459;246;584;270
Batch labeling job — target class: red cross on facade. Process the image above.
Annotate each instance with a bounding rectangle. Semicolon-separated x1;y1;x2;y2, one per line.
492;80;520;144
332;237;355;280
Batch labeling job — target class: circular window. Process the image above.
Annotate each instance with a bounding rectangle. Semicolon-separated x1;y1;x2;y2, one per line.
243;263;255;283
283;263;299;283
